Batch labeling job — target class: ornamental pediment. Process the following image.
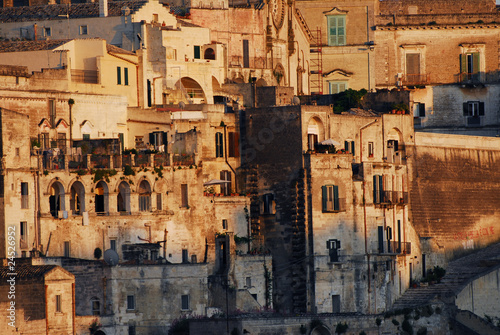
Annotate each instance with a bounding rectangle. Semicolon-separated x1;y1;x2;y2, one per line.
323;7;348;15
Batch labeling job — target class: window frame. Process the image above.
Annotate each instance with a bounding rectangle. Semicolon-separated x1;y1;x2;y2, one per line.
215;132;224;157
44;27;52;37
322;185;340;212
79;25;88;35
64;241;71;257
56;295;62;313
329;81;348;94
181;294;190;310
463;101;484;117
21;182;29;209
327;15;346;46
126;295;135;311
181;184;188;208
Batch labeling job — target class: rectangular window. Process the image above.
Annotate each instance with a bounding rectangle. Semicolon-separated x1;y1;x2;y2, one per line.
246;277;251;288
460;52;480;81
83;134;90;140
322;185;340;212
243;39;249;68
117;66;122;85
21;182;28;209
228;132;240;157
56;295;62;312
222;219;228;230
194;46;201;59
156;193;162;210
124;67;129;86
127;295;135;310
463;101;484;117
91;299;100;316
413;102;426;117
373;175;384;204
64;241;71;257
332;295;341;313
329;81;347;94
20;221;27;242
181;184;188;208
215;132;224;157
49;99;56;127
139;194;150;212
327;15;346;46
44;27;51;37
368;142;374;158
262;193;275;214
110;239;116;251
344;140;355;155
39;133;49;149
79;25;88;35
406;53;420;75
182;249;189;263
152;13;158;22
181;294;190;310
220;170;231;196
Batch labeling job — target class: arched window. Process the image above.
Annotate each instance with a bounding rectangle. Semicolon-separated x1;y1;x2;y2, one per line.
138;180;151;212
117;182;131;215
70;181;85;215
95;181;109;215
204;48;215;60
49;181;65;218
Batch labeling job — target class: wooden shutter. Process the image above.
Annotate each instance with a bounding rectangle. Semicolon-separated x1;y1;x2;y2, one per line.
322;186;327;211
117;67;121;85
479;102;485;116
194;46;200;59
406;53;420;75
149;133;155;146
373;175;378;203
463;102;469;116
459;54;466;74
472;53;480;73
420;103;426;117
351;141;355;156
378;226;384;253
333;185;339;211
162;132;168;148
379;175;384;202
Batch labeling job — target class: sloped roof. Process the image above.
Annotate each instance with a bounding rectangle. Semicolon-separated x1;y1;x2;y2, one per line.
106;44;136;55
0;39;69;52
0;265;57;280
0;0;149;23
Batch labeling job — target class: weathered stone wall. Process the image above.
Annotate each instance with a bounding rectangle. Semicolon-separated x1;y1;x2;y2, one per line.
409;132;500;260
456;265;500;320
378;0;497;16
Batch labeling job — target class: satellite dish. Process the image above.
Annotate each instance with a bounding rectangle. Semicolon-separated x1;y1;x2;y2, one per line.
292;96;300;105
178;101;186;110
104;249;119;266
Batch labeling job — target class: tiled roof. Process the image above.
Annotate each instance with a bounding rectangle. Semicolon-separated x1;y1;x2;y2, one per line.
0;265;57;280
0;0;149;23
107;44;136;55
0;39;69;52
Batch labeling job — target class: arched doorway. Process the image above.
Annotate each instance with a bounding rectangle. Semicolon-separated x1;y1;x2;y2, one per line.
311;324;331;335
95;181;109;215
49;181;65;218
307;117;325;151
138;180;151;212
117;181;131;214
70;181;85;215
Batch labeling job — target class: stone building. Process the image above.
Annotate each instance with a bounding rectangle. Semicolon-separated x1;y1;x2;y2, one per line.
0;264;75;335
242;101;418;314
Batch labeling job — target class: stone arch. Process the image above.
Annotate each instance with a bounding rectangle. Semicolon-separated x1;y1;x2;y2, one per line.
255;78;267;87
138;179;152;212
212;76;221;91
69;180;86;215
48;180;65;218
307;116;325;151
311;324;332;335
95;180;109;215
176;77;206;104
117;181;131;214
204;47;215;60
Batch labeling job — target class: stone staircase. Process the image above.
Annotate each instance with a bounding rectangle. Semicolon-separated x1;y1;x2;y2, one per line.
393;242;500;310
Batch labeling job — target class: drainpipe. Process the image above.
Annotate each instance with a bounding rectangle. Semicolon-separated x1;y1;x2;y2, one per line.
45;284;49;335
72;282;76;335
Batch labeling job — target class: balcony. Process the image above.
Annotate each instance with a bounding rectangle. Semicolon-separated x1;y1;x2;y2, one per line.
323;198;347;212
375;191;408;206
393;191;409;205
388;241;411;255
402;73;429;86
455;72;482;85
172;153;195;166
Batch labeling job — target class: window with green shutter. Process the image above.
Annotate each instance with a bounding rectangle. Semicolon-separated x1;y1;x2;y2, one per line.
322;185;340;212
124;67;129;86
373;175;384;204
327;15;346;46
460;52;480;81
117;66;122;85
194;46;201;59
215;132;223;157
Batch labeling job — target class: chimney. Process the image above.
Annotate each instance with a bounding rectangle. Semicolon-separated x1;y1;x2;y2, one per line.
34;23;37;41
99;0;108;17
